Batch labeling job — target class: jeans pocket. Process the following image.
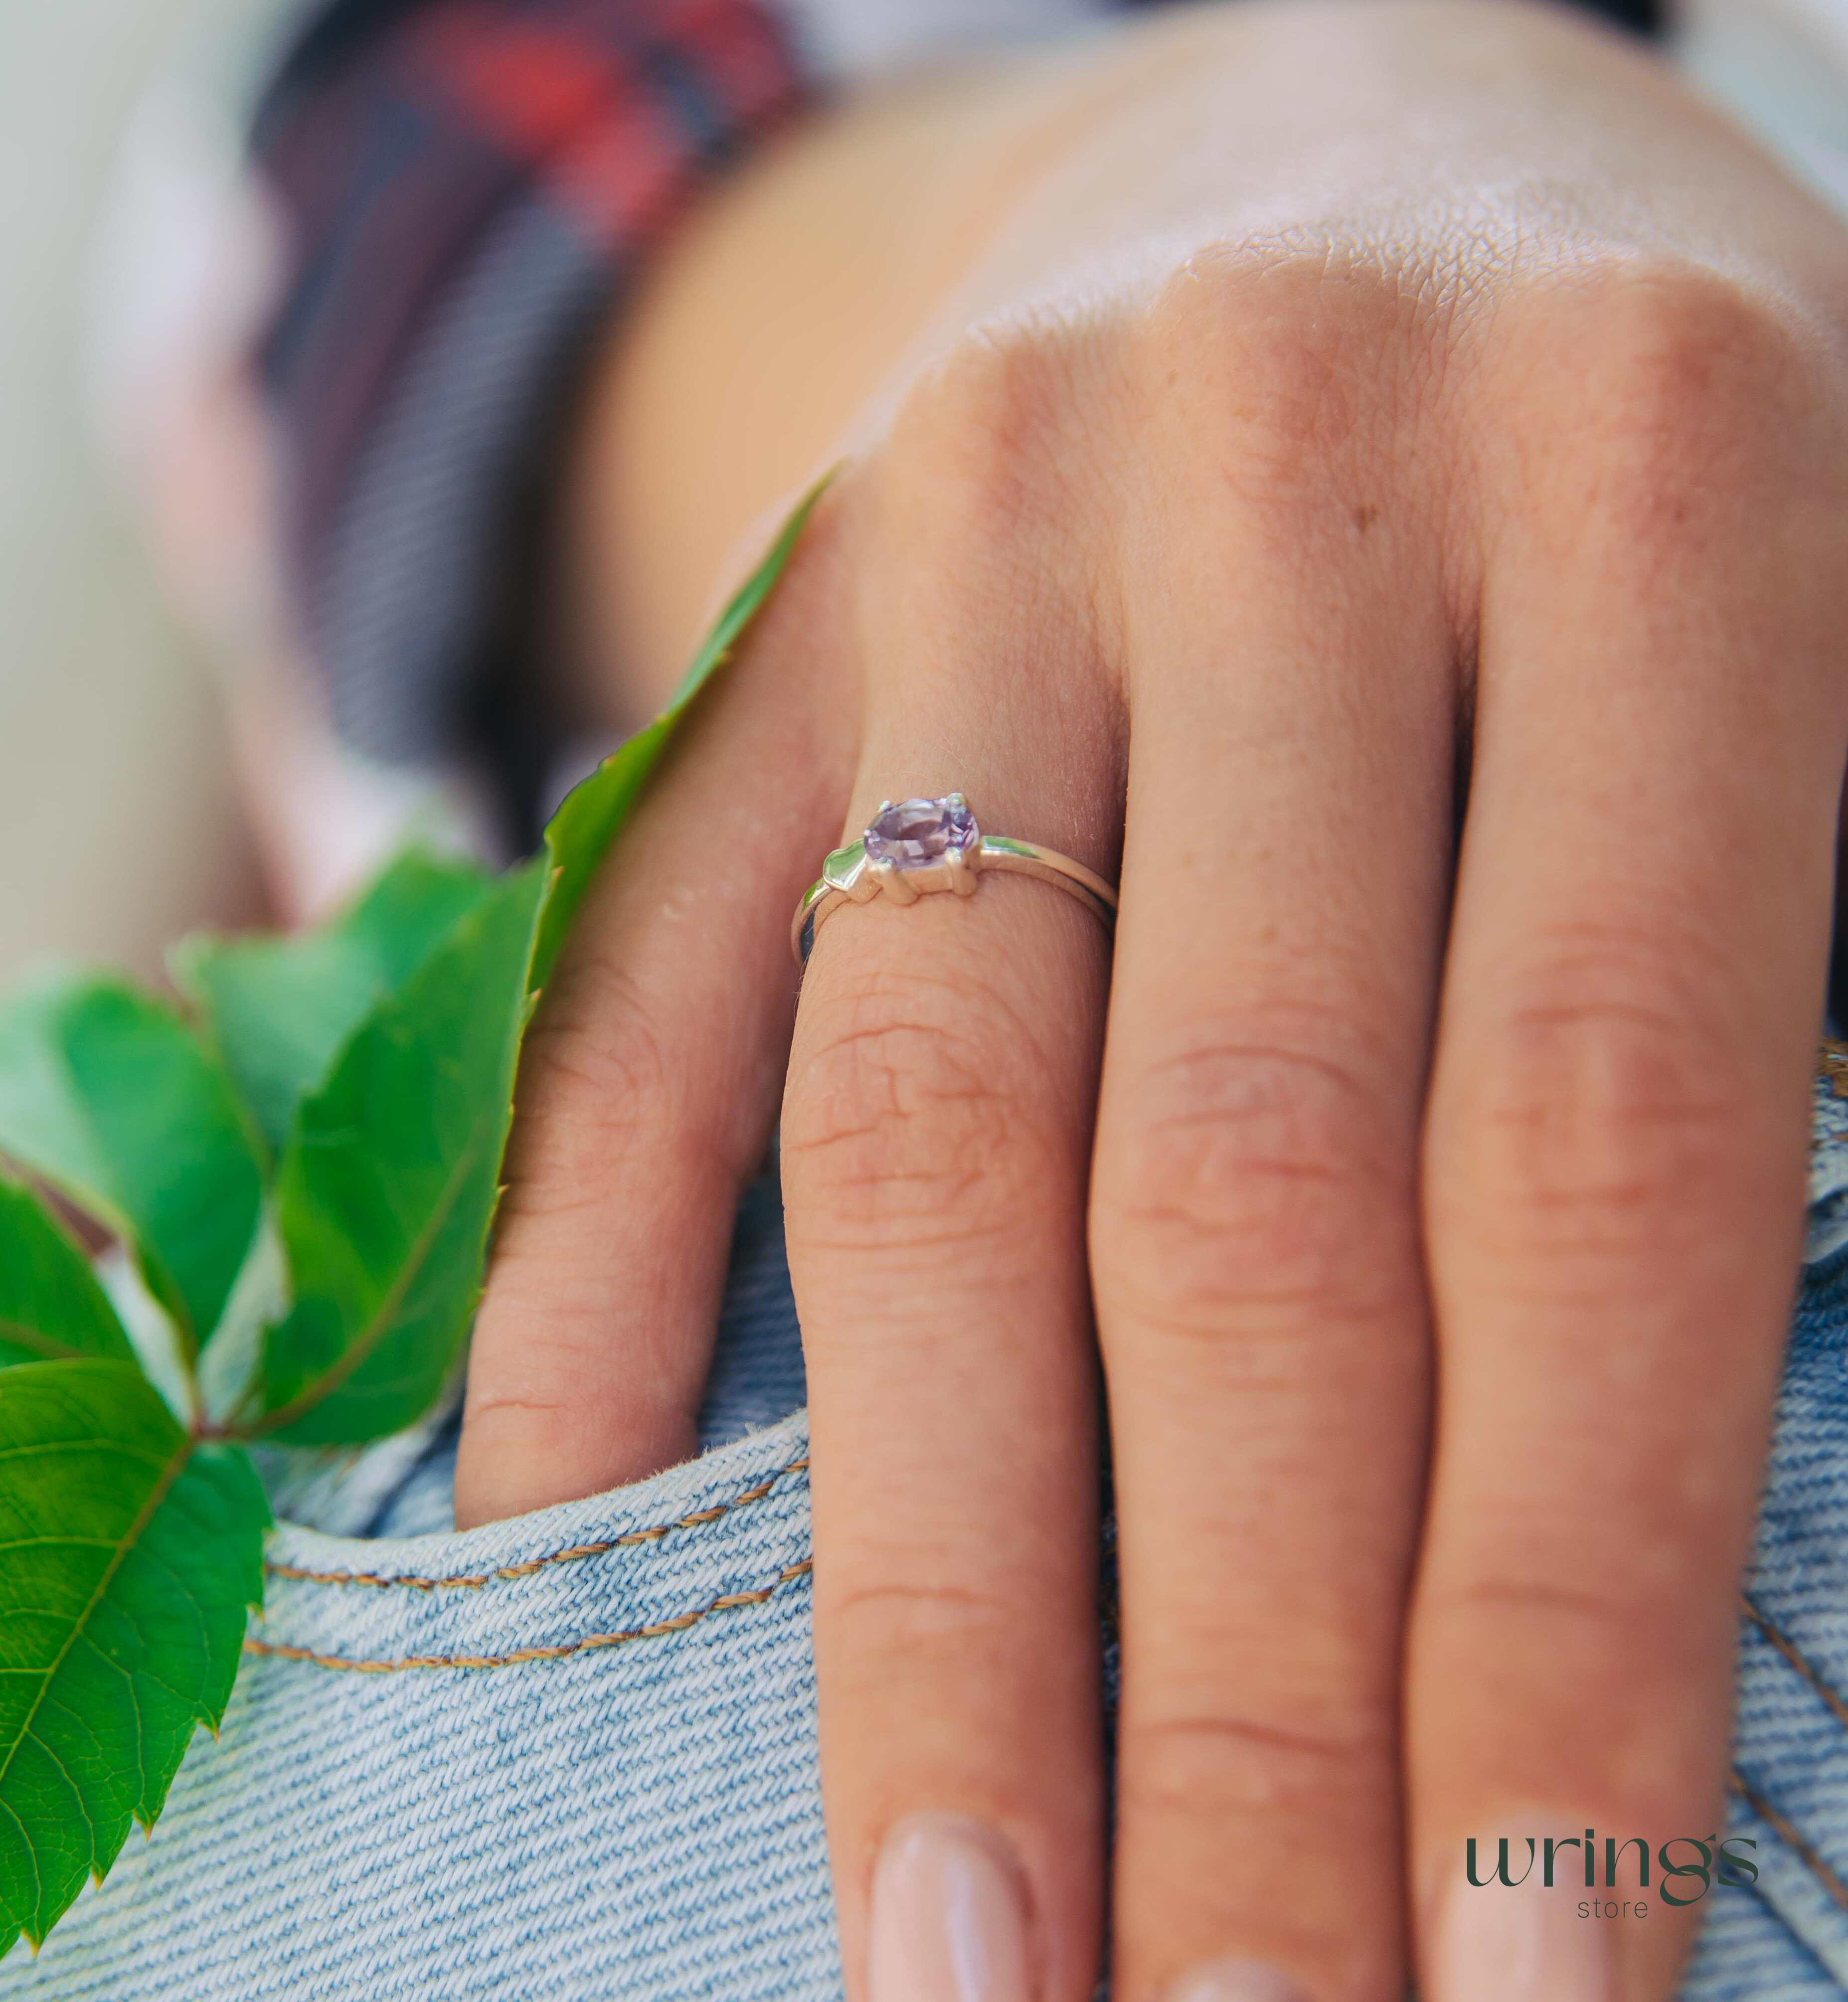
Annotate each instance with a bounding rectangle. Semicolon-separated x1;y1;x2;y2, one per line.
17;1411;839;2002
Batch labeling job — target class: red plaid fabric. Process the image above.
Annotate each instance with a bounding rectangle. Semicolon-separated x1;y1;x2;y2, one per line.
249;0;807;826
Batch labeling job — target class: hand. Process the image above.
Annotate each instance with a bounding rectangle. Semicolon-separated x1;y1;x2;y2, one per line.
453;5;1848;1997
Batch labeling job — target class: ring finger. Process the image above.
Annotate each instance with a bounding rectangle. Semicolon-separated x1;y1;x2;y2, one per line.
780;432;1121;2002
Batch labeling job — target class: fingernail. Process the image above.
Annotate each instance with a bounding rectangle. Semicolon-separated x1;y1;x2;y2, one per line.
1161;1959;1310;2002
1431;1857;1616;2002
867;1812;1034;2002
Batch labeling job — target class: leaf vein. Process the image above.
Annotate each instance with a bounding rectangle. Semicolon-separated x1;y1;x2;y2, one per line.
260;1137;483;1432
0;1434;189;1807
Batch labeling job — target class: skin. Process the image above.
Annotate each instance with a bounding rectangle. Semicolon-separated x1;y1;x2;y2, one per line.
446;4;1848;1997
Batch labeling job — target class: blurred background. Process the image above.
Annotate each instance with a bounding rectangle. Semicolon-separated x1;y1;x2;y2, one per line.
3;0;1848;988
0;0;284;983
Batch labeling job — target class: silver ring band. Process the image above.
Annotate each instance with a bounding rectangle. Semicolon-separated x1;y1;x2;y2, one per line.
791;795;1117;967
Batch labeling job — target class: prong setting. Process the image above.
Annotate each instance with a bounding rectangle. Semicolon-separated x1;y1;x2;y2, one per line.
866;857;920;905
792;793;1116;967
854;799;981;908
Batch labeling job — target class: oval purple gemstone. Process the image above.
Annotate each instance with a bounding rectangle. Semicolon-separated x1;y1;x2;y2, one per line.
863;796;978;871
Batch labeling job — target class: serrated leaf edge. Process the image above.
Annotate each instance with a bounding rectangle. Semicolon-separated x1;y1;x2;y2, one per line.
0;1424;189;1949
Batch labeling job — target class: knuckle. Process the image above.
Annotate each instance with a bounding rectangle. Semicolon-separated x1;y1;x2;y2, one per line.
1428;1568;1642;1642
1577;258;1814;403
507;961;757;1214
1134;238;1432;495
1119;1703;1395;1825
476;1229;626;1333
818;1574;1017;1656
1509;259;1842;529
783;976;1068;1247
867;319;1115;668
881;317;1096;542
1420;1564;1692;1692
1092;1029;1410;1335
1434;932;1755;1267
520;960;675;1128
1418;1557;1729;1801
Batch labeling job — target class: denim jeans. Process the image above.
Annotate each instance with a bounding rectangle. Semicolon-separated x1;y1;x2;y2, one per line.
16;1078;1848;1999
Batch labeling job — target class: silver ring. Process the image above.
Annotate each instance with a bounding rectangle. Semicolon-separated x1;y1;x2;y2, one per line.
791;794;1118;967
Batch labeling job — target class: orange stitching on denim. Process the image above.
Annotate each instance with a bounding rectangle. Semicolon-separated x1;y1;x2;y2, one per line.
245;1559;813;1672
1821;1037;1848;1102
1742;1594;1848;1738
1730;1768;1848;1914
263;1457;809;1592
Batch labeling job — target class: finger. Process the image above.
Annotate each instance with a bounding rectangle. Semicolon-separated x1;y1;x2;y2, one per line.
1411;275;1848;2002
454;497;856;1526
780;417;1119;2002
1087;279;1460;2002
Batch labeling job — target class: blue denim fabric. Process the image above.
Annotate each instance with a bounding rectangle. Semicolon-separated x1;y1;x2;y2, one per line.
1682;1071;1848;2000
15;1086;1848;1998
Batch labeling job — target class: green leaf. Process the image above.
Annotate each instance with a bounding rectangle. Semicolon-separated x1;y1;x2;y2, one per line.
260;865;549;1443
0;1360;267;1957
174;848;494;1156
0;1178;132;1369
0;977;264;1357
530;470;834;990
